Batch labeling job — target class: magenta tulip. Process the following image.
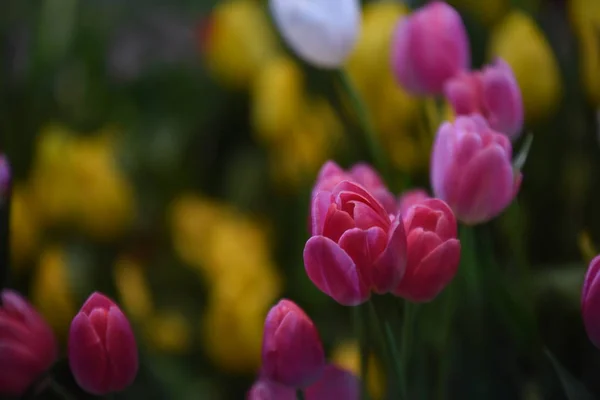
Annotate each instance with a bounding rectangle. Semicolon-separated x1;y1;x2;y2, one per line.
397;188;430;215
393;199;461;302
391;1;470;95
261;299;325;388
68;292;138;395
304;180;407;306
430;115;521;225
0;290;57;396
444;58;523;139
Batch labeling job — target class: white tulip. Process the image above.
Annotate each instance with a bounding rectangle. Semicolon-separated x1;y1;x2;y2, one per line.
269;0;361;68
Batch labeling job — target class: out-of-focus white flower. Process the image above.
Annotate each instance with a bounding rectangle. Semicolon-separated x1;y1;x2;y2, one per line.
269;0;361;68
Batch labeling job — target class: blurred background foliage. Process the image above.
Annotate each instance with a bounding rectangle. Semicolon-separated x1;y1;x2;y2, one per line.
1;0;600;398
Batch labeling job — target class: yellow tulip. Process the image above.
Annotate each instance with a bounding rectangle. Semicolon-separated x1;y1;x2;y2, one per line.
10;184;41;267
488;11;562;122
31;246;77;339
251;56;306;145
144;311;192;354
205;0;280;89
114;255;153;322
331;340;386;400
569;0;600;106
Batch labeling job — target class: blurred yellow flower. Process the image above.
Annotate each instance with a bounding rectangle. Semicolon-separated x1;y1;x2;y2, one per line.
144;311;192;354
578;230;598;264
270;98;341;190
251;56;306;145
205;0;280;89
569;0;600;106
29;125;79;225
10;184;41;268
114;255;153;322
449;0;509;27
31;246;77;339
347;1;417;136
68;133;135;240
489;11;562;122
331;340;386;400
202;290;271;373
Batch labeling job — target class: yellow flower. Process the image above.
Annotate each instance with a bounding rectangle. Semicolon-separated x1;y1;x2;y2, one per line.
31;246;77;339
206;0;280;89
10;184;41;268
143;311;192;354
29;125;79;225
251;56;306;145
569;0;600;106
169;195;227;269
202;289;272;373
488;11;562;122
449;0;509;27
68;133;135;240
270;98;341;190
114;255;153;322
331;340;386;400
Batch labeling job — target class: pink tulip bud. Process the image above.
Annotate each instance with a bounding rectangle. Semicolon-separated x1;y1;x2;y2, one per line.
431;114;521;225
313;161;396;215
390;1;470;95
304;180;407;306
397;189;431;216
0;290;58;396
261;299;325;388
582;255;600;349
68;292;138;395
444;58;523;139
248;365;360;400
393;199;461;302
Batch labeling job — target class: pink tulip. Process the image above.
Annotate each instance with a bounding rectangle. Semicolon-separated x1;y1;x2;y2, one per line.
390;1;470;95
582;255;600;348
313;161;396;216
68;292;138;395
393;199;461;302
397;189;430;215
248;365;360;400
444;58;523;139
261;299;325;388
0;290;57;396
430;114;521;225
304;180;407;306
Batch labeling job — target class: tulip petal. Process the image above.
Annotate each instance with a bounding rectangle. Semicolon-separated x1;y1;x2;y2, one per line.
69;312;109;395
431;122;457;200
311;191;334;236
247;379;295;400
0;343;43;396
306;365;360;400
350;201;389;231
332;181;388;218
457;144;515;224
303;236;369;306
371;216;407;293
80;292;115;315
338;227;388;289
106;306;139;392
322;205;355;243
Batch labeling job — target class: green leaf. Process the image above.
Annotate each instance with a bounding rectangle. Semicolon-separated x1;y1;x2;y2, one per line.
513;133;534;172
544;348;595;400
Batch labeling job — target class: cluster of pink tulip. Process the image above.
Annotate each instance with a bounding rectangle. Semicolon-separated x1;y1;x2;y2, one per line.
0;290;138;397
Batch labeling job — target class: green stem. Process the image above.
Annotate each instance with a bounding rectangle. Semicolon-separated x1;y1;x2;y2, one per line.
335;69;391;183
399;301;416;399
296;389;306;400
353;305;370;400
459;225;480;306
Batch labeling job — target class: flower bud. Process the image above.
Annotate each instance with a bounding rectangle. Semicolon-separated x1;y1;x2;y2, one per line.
68;292;138;395
444;58;523;140
304;180;407;305
582;255;600;348
393;199;461;302
269;0;361;68
0;290;58;396
391;1;470;95
261;299;325;388
430;115;520;225
397;189;430;216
